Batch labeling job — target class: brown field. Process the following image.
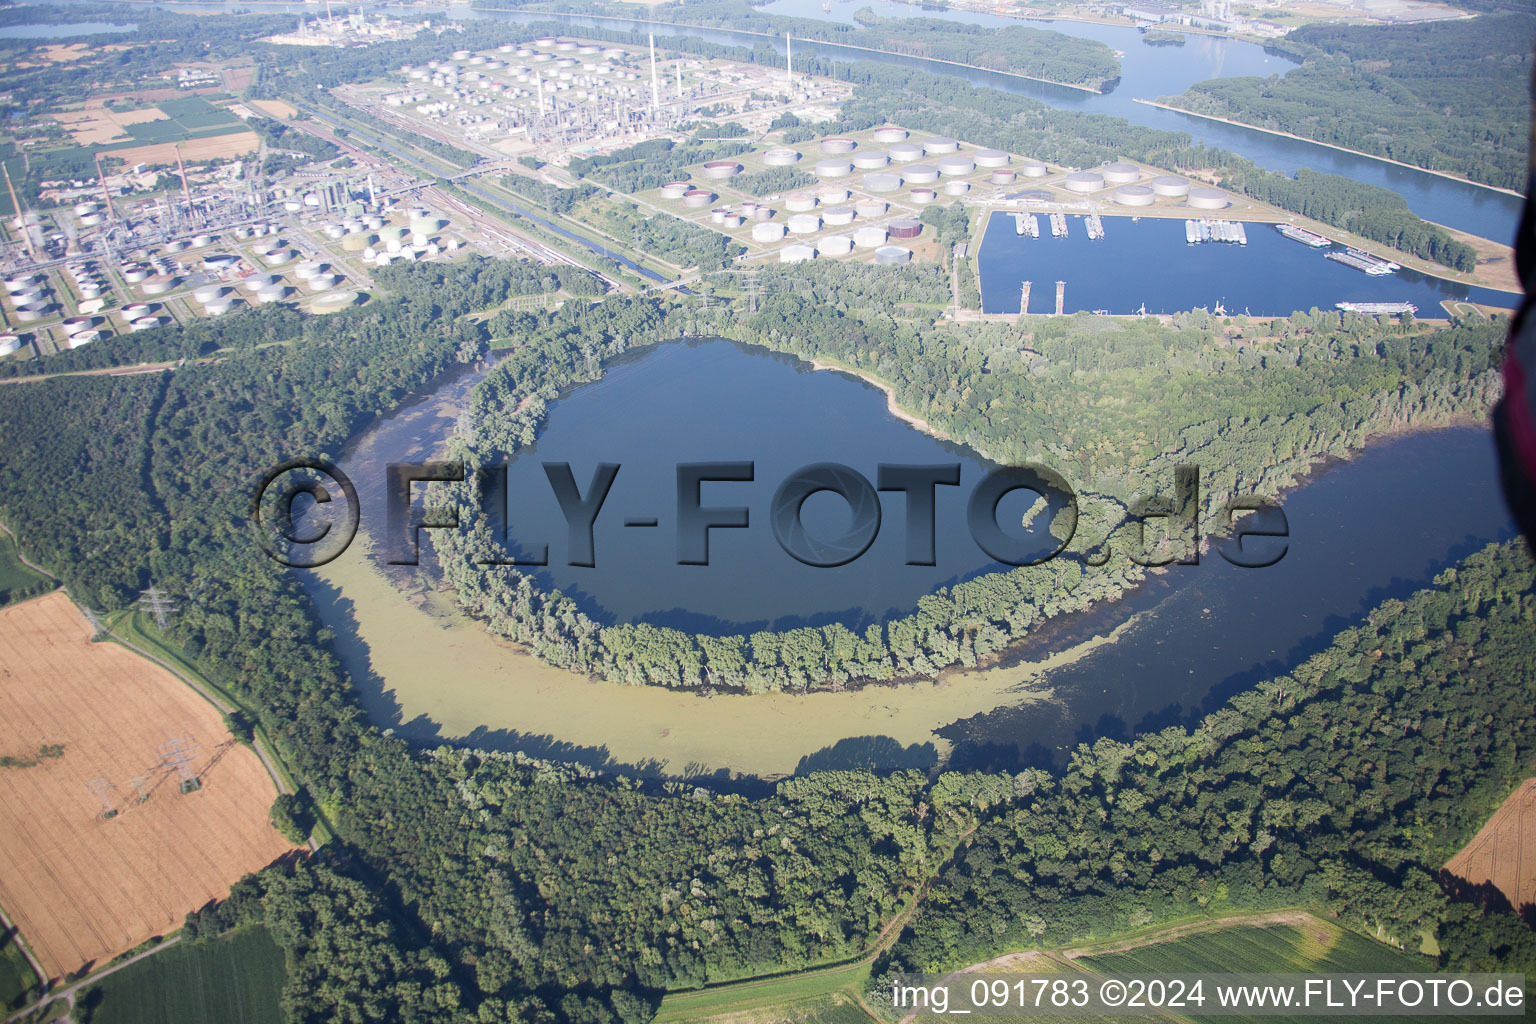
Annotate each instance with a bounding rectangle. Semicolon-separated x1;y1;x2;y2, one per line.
250;99;298;120
0;592;299;981
108;130;260;169
54;106;170;147
1445;779;1536;911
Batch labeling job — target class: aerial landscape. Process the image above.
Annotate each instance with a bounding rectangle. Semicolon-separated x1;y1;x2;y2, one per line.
0;0;1532;1020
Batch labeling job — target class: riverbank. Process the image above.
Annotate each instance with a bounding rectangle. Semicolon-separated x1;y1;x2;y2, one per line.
1135;99;1527;200
809;356;950;440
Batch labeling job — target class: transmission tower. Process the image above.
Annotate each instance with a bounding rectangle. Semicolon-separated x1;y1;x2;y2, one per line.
87;777;118;819
126;775;151;804
746;270;760;314
138;587;177;631
80;606;110;642
157;737;201;794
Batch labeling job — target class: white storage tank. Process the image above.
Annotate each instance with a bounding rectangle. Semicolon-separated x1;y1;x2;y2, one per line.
785;194;817;213
1063;171;1105;193
816;186;849;205
763;147;800;166
991;170;1018;185
813;159;852;178
909;188;937;205
122;266;149;284
1101;162;1141;184
701;160;741;180
818;234;853;256
61;316;95;335
854;199;887;218
904;164;939;185
1020;159;1049;178
864;172;902;194
0;333;21;356
889;142;924;163
936;154;976;176
141;276;177;296
779;243;816;263
129;316;160;332
306;274;343;290
68;330;100;348
204;296;236;315
819;137;856;155
682;189;714;208
240;275;280;292
852;150;889;169
874;245;912;265
787;213;821;235
204;254;240;270
823;206;855;227
193;284;225;304
1149;175;1191;197
872;127;908;144
1188;187;1230;210
923;136;959;155
943;180;970;196
853;225;887;248
254;284;287;303
122;303;153;317
1113;185;1155;206
192;233;214;248
13;306;44;323
261;248;294;266
752;222;787;243
974;149;1010;168
313;290;359;311
295;260;326;281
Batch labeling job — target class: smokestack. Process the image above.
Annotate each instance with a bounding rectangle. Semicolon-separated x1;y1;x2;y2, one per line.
676;60;682;99
536;73;545;115
175;144;193;209
2;163;36;261
649;33;661;112
786;32;792;91
93;152;116;222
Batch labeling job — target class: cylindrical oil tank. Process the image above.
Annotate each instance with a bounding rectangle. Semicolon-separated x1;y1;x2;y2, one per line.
141;275;177;296
313;290;358;310
874;245;912;265
61;316;94;335
936;154;975;176
204;296;236;315
753;207;774;222
702;160;740;180
122;302;153;316
740;201;759;217
0;333;21;355
1101;162;1141;184
68;330;100;348
682;189;714;208
73;202;99;217
786;194;817;212
79;212;104;227
9;286;45;305
192;234;214;247
819;137;855;155
4;273;39;292
166;239;190;253
889;141;924;162
254;284;287;303
295;260;326;281
904;164;939;185
710;208;728;224
659;182;689;201
872;127;908;144
1149;175;1191;197
823;206;855;227
129;316;160;331
1063;171;1104;193
1113;184;1155;207
779;243;816;263
240;275;279;292
888;218;922;239
853;225;887;248
923;136;959;155
261;248;293;266
342;234;372;253
974;149;1010;168
864;172;901;193
818;234;853;256
1020;159;1049;178
854;199;886;218
816;186;849;205
752;222;787;242
13;307;43;323
763;147;800;167
122;267;148;283
813;159;852;178
722;215;744;229
306;274;343;290
1188;187;1229;210
787;213;821;235
851;150;889;169
943;180;970;196
193;285;225;304
909;188;937;205
204;253;240;270
990;170;1017;185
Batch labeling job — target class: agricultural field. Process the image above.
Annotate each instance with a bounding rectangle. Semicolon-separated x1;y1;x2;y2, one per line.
80;925;285;1024
1444;778;1536;911
0;531;52;607
0;930;40;1013
36;95;256;176
1076;915;1429;976
0;592;300;981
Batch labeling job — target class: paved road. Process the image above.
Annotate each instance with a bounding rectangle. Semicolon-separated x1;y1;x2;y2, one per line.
2;936;183;1024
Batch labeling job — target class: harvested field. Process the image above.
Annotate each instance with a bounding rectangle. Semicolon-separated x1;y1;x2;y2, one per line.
250;99;298;120
0;592;298;981
108;130;259;168
1445;778;1536;911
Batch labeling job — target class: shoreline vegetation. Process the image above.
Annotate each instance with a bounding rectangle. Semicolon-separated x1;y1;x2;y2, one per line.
809;356;950;439
1135;99;1527;200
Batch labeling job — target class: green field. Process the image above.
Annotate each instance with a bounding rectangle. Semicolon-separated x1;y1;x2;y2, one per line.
82;926;285;1024
654;963;875;1024
0;531;51;607
0;928;40;1013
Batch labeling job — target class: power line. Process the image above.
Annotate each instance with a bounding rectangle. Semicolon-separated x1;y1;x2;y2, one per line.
138;586;177;631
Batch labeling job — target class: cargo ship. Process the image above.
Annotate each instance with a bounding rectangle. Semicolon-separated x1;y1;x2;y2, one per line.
1276;224;1331;248
1326;250;1394;276
1336;301;1417;316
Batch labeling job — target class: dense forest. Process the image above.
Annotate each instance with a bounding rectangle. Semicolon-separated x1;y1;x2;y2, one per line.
0;259;1528;1024
1163;14;1534;192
